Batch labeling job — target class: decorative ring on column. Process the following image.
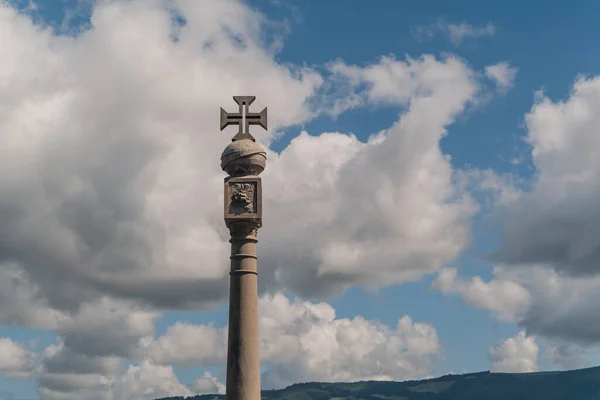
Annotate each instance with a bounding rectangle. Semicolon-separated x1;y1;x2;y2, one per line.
229;269;258;275
229;237;258;244
230;253;258;259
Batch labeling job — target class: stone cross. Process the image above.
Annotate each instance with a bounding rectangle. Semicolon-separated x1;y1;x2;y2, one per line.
220;96;268;142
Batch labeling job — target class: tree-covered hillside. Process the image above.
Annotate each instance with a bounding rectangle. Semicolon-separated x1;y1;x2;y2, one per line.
157;366;600;400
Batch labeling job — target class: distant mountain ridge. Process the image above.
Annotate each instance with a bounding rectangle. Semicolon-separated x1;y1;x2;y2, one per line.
157;366;600;400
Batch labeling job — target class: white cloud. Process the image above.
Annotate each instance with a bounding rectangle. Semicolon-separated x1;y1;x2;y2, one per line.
454;169;524;211
485;62;518;93
0;0;488;318
495;76;600;276
146;293;441;390
34;298;160;398
479;74;600;344
0;0;323;315
22;298;220;400
327;54;479;111
109;361;193;400
447;22;495;45
189;371;226;395
0;338;38;379
0;263;70;330
0;0;511;396
265;54;482;297
259;294;440;388
2;293;438;398
489;332;539;373
431;267;531;321
58;298;159;359
412;19;495;46
498;266;600;344
429;73;600;347
435;263;600;347
145;322;227;367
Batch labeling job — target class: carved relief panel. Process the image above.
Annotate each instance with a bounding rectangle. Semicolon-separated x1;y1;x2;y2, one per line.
230;182;255;215
224;176;262;226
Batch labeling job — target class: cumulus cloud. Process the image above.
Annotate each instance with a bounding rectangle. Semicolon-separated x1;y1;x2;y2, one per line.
484;62;518;93
0;0;323;316
0;263;69;330
489;332;539;373
34;298;159;398
468;74;600;344
57;298;158;360
412;19;495;46
431;267;531;321
37;358;207;400
431;73;600;346
15;298;222;400
109;361;194;400
498;266;600;344
189;372;226;395
2;293;438;399
145;321;227;367
0;0;493;319
494;76;600;277
146;293;441;390
0;0;510;396
260;294;440;388
435;264;600;345
265;53;482;297
0;338;38;379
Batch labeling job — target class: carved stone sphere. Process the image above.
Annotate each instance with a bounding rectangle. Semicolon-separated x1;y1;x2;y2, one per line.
221;139;267;177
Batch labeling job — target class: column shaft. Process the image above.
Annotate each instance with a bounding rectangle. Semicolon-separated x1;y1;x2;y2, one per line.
226;225;261;400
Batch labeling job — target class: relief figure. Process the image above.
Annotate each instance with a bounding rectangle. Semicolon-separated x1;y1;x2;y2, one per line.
230;182;255;215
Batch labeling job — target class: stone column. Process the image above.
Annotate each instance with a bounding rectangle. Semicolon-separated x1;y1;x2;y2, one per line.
226;222;261;400
220;96;268;400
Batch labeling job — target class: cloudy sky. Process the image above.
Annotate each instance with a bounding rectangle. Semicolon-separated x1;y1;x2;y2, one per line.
2;0;600;399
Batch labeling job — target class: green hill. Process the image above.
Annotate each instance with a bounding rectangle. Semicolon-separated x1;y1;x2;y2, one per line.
157;366;600;400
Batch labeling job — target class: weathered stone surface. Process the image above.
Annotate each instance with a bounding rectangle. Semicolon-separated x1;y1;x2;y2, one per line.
226;223;260;400
220;96;266;400
220;95;267;142
224;176;262;227
220;139;267;177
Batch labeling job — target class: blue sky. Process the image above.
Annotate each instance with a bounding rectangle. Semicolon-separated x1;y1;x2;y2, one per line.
3;0;600;399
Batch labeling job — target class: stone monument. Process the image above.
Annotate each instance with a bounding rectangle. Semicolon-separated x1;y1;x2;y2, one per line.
220;96;267;400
